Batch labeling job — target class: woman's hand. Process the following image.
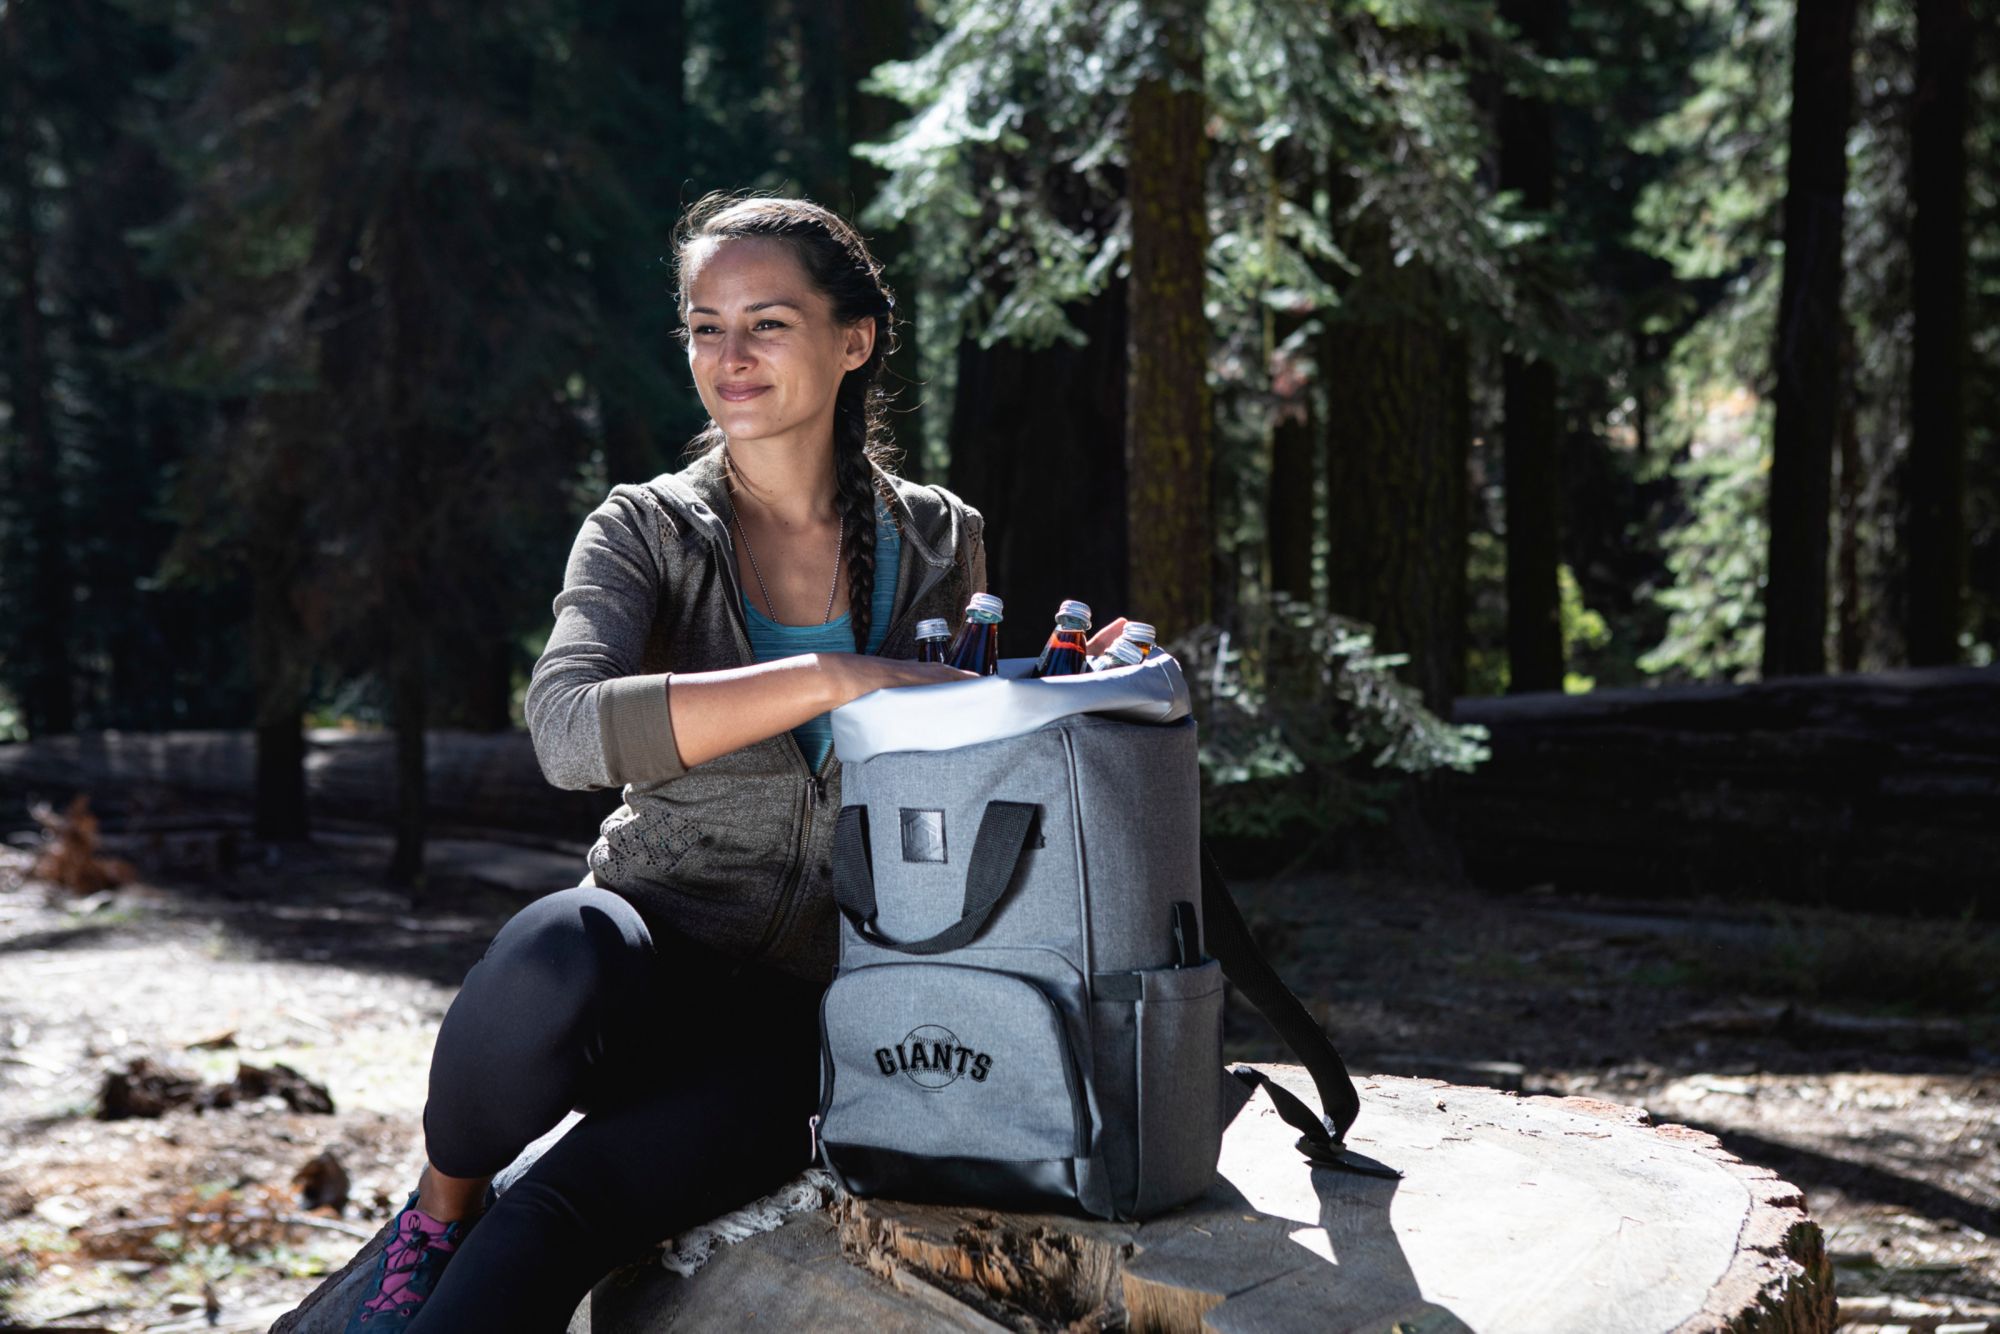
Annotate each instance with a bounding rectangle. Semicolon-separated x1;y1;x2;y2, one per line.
1086;617;1130;656
818;653;973;709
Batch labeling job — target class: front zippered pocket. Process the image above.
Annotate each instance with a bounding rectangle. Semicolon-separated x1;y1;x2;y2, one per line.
819;963;1089;1166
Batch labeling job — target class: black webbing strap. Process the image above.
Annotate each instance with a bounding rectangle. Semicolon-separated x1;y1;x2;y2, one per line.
832;802;1038;955
1203;843;1402;1180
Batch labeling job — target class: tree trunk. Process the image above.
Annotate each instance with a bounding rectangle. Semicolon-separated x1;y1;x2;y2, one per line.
795;0;844;206
1835;394;1863;674
1124;5;1211;641
949;287;1127;658
385;0;426;891
251;475;310;843
844;0;921;477
3;0;75;736
1321;197;1469;713
1267;305;1315;606
1762;0;1858;680
1903;0;1972;666
1266;146;1314;607
1498;0;1564;694
586;0;684;486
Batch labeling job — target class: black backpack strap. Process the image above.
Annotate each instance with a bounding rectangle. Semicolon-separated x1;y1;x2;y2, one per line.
1202;842;1402;1180
833;802;1038;955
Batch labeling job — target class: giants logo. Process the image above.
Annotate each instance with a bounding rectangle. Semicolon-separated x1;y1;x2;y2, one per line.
875;1024;993;1089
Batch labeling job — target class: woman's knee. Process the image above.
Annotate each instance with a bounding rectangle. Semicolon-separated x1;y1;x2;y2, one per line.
436;887;656;1080
479;886;654;992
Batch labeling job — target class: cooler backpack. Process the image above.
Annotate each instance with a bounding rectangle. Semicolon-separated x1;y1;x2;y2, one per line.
813;655;1394;1222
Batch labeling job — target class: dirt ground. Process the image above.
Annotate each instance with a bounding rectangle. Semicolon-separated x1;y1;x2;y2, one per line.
0;829;1995;1331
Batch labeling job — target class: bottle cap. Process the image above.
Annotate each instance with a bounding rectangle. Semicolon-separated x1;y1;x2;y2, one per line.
1056;599;1092;626
1107;639;1146;666
915;617;950;640
1122;621;1157;644
965;592;1005;620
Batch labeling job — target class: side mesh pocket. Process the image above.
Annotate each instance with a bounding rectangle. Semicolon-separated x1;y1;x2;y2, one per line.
1095;959;1224;1218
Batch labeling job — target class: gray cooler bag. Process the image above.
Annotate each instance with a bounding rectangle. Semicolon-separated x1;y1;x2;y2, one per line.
815;656;1387;1222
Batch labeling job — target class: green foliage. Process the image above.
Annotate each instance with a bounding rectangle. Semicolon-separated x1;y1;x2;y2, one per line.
1464;536;1617;695
0;682;26;744
1631;0;1958;680
1173;594;1488;844
1636;384;1772;682
860;0;1521;355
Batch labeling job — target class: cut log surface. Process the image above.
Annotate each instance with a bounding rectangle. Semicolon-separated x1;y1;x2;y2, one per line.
590;1067;1833;1333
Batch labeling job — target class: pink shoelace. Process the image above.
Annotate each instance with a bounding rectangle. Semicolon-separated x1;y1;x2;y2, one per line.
359;1204;462;1316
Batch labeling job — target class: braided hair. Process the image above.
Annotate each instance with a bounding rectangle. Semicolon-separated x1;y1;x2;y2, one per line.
673;193;901;652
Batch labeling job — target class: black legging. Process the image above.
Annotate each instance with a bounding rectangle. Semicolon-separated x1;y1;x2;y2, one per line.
406;885;824;1331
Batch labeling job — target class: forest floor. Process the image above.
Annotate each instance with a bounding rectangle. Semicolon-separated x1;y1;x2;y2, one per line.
0;829;1995;1332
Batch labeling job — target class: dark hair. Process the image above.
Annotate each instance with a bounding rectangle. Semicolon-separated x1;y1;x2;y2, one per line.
673;192;900;653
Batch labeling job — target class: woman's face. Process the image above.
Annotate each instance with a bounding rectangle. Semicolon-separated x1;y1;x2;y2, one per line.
682;236;874;456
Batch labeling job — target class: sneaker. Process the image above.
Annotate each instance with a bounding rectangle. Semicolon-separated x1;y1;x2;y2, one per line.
344;1191;473;1330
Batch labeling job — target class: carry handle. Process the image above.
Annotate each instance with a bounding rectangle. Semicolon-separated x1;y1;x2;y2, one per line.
832;801;1038;955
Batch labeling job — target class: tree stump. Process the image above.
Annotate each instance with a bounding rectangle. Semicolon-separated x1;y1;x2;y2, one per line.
589;1066;1834;1332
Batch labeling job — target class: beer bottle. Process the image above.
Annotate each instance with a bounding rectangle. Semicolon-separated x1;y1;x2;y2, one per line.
1088;638;1147;672
1121;622;1158;659
1034;599;1093;678
945;594;1005;675
914;618;951;663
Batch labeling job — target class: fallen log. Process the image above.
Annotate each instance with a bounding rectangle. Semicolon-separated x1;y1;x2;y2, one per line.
1451;665;2000;914
0;728;617;843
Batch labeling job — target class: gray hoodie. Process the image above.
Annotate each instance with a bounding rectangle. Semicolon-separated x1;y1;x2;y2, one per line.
524;447;986;982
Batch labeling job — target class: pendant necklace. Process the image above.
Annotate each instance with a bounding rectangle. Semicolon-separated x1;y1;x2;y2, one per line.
733;497;845;625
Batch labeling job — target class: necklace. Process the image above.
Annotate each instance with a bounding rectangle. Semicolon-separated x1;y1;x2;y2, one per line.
733;501;845;625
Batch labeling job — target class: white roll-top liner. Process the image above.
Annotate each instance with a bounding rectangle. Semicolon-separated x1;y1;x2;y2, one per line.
830;653;1192;764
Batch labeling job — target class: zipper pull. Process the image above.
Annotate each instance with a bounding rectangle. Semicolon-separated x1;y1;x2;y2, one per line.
807;1113;822;1162
811;773;827;803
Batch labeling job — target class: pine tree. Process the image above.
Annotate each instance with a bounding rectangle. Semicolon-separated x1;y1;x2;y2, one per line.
1763;0;1859;678
1125;0;1212;638
1905;0;1972;665
1498;0;1565;694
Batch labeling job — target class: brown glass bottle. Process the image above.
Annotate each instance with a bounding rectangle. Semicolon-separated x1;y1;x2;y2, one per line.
945;594;1005;675
914;617;951;663
1033;599;1093;678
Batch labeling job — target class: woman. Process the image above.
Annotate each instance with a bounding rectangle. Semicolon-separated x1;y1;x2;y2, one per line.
343;194;1123;1330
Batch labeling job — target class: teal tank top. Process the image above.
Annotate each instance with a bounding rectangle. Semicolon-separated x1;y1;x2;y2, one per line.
742;509;902;770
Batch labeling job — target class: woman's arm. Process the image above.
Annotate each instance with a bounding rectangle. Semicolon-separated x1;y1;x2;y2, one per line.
664;652;965;770
525;489;966;790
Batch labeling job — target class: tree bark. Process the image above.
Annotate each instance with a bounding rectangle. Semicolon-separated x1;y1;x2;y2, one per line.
1498;0;1564;694
586;0;685;486
384;0;427;891
1762;0;1858;679
3;0;76;736
842;0;922;478
251;464;310;843
1267;304;1316;606
949;287;1127;658
1321;196;1469;712
1124;4;1211;641
1903;0;1972;666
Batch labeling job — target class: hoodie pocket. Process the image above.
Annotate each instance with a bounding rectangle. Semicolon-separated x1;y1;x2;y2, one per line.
590;805;705;885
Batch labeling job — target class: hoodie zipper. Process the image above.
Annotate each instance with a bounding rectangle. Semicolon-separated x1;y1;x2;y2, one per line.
752;747;834;960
